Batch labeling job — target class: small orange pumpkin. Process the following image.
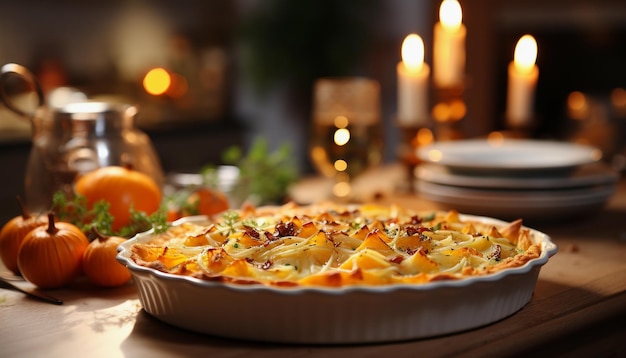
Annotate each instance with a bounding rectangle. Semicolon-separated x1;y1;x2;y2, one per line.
184;188;230;217
74;165;162;231
82;230;131;287
0;197;48;275
17;213;89;289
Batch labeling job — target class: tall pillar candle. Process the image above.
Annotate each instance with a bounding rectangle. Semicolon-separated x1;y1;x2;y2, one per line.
433;0;466;88
397;34;430;125
506;34;539;128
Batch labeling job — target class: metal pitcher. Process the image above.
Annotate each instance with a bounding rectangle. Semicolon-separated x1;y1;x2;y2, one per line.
0;63;164;213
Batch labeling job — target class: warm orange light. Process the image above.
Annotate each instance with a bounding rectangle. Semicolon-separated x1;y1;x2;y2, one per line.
567;91;588;120
333;181;351;198
334;115;349;128
568;91;586;110
611;88;626;109
401;34;425;72
487;131;505;146
440;0;462;31
310;146;335;177
449;99;467;121
513;35;538;74
411;128;434;147
427;149;443;162
432;102;450;122
166;73;188;98
334;159;348;172
143;68;171;95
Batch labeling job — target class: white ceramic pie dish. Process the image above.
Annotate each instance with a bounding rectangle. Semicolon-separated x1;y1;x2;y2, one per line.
117;214;557;344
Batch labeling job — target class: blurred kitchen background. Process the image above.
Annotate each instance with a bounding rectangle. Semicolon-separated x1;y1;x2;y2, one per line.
1;0;625;223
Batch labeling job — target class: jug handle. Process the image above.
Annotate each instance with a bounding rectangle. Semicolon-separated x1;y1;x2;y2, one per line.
0;63;45;119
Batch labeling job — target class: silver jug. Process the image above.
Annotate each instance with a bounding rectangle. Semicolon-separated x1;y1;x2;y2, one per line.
0;63;164;213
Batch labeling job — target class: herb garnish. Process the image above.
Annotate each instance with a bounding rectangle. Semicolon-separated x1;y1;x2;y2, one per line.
52;191;169;238
219;211;241;235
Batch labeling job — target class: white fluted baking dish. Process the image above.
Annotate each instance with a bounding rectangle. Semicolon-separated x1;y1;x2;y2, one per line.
117;214;557;344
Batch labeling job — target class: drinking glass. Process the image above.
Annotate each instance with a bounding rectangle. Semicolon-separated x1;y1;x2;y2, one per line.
309;77;383;199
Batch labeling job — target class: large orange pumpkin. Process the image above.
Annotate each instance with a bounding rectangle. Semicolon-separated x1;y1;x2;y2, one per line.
74;166;162;231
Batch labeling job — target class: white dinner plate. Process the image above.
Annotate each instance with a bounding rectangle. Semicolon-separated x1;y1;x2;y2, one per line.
417;139;601;175
417;180;617;221
416;163;619;190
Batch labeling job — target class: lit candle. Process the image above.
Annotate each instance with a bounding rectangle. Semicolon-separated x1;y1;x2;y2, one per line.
397;34;430;125
506;34;539;128
433;0;466;88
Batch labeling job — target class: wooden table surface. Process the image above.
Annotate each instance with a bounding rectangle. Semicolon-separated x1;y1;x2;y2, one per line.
1;176;625;358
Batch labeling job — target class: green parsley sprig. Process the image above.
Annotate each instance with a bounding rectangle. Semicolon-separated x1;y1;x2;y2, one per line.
51;191;169;238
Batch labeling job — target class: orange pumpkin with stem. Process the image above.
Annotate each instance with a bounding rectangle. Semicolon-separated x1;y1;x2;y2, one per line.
0;197;48;275
74;164;162;232
17;212;89;289
82;229;131;287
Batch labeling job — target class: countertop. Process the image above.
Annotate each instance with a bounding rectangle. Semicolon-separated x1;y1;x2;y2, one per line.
1;174;625;358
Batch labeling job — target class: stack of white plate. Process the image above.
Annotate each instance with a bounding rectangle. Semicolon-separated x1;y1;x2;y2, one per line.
416;139;619;222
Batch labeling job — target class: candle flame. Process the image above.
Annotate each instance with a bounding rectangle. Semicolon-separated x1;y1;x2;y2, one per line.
514;35;538;74
401;34;425;71
440;0;462;31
